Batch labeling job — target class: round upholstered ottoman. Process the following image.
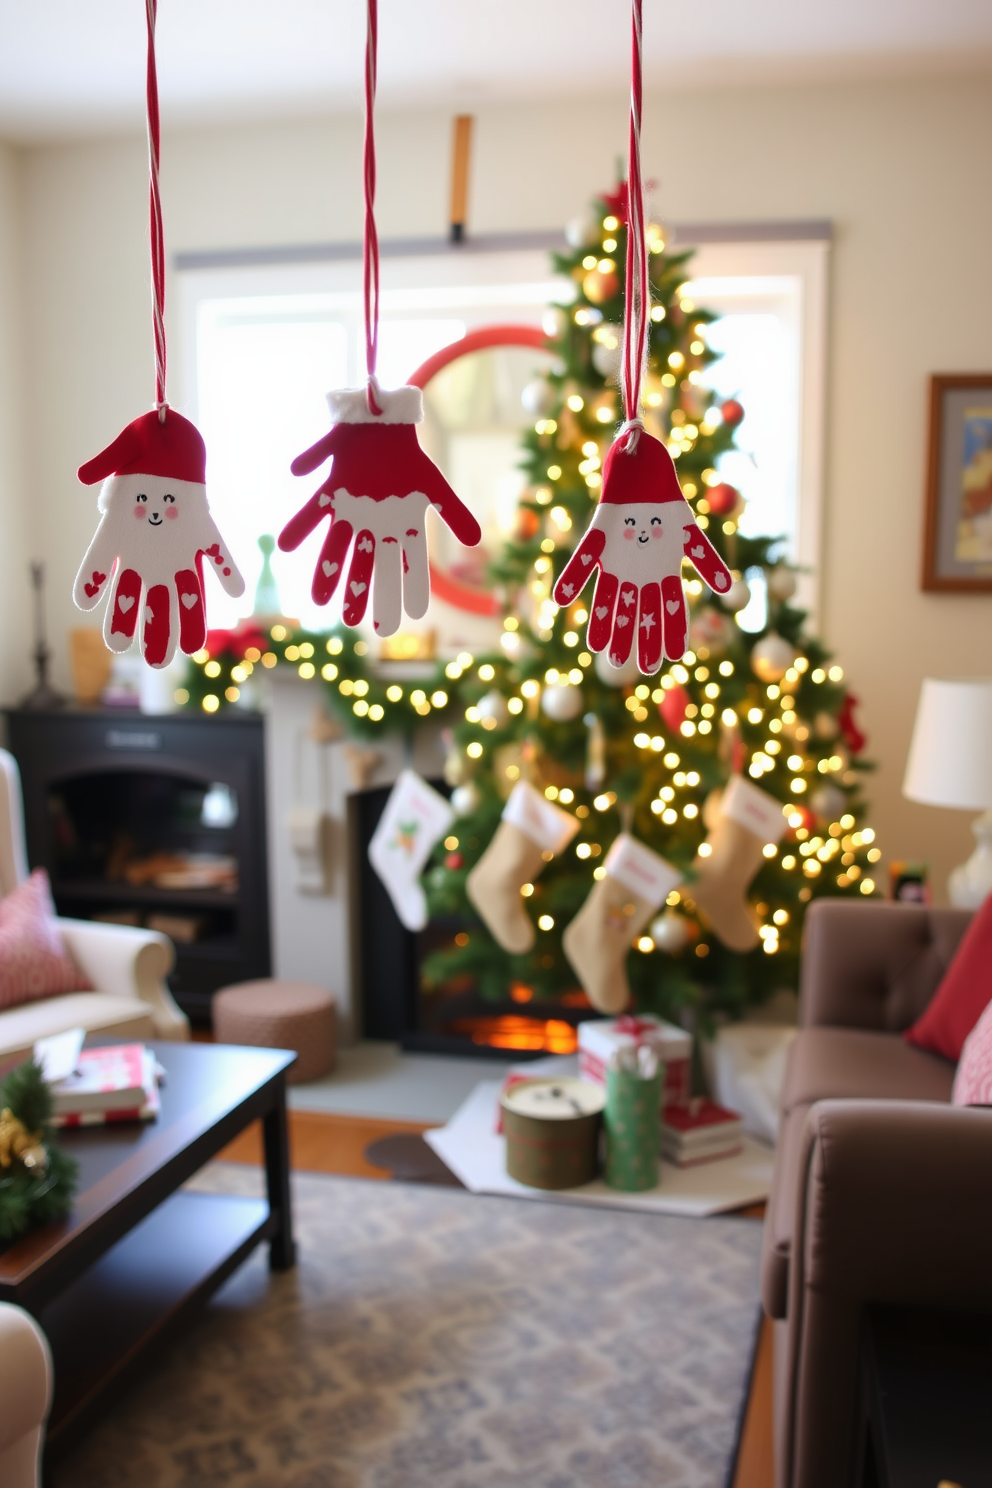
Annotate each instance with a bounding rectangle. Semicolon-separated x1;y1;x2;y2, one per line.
212;980;336;1084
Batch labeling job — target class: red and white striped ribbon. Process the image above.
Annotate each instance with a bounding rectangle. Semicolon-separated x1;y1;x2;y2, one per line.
620;0;648;450
145;0;167;418
363;0;382;415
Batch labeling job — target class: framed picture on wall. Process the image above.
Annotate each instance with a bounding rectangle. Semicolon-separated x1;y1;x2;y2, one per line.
922;373;992;591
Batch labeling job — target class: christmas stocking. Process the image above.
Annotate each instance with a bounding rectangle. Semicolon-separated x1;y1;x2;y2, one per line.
690;776;787;952
466;781;578;954
563;834;681;1014
553;429;732;673
279;381;482;638
368;770;454;932
73;410;245;668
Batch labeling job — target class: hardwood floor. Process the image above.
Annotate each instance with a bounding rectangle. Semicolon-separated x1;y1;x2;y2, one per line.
219;1106;776;1487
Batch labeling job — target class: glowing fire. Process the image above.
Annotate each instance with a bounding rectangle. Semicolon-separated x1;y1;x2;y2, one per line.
449;1016;578;1054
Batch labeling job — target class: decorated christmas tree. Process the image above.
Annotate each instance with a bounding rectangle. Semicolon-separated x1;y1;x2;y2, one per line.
416;183;879;1028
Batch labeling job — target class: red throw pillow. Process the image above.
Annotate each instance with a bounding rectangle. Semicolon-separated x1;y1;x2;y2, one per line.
905;892;992;1062
0;869;92;1010
953;998;992;1105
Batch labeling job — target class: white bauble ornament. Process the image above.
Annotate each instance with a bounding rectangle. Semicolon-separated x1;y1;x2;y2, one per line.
565;212;600;249
592;340;622;380
521;379;556;418
689;607;736;656
650;910;690;954
541;681;584;722
750;633;798;684
443;749;466;787
767;565;798;603
451;782;482;817
594;649;641;687
477;690;510;727
721;578;751;613
810;783;846;823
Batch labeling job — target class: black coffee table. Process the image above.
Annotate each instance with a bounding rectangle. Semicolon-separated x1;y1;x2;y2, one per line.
0;1041;295;1456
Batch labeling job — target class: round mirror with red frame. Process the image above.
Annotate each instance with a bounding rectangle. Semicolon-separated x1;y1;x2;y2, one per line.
408;325;554;617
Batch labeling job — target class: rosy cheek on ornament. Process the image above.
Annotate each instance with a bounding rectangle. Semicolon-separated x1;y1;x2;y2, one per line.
623;529;635;542
134;505;146;520
651;526;663;539
165;507;179;520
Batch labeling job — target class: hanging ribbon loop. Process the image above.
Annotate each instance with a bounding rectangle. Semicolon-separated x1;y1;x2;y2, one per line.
621;0;648;449
145;0;167;417
363;0;382;415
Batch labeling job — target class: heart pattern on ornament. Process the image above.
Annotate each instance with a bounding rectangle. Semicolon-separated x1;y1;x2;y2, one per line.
615;615;629;628
691;546;705;559
666;600;680;615
580;553;592;565
181;593;199;609
714;573;728;589
595;606;608;620
318;494;332;508
322;560;339;578
84;569;107;598
117;596;134;613
350;581;367;596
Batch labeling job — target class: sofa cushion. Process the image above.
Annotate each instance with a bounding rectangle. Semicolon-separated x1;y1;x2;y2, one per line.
953;998;992;1106
761;1100;812;1319
0;993;157;1064
906;891;992;1062
0;870;92;1010
781;1027;954;1115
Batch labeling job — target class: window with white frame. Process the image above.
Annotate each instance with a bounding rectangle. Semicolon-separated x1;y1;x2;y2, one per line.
179;236;827;635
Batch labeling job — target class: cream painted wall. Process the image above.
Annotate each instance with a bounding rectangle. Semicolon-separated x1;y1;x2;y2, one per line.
10;71;992;901
0;143;31;705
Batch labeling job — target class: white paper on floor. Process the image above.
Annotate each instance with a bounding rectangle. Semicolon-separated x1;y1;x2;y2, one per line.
425;1078;775;1217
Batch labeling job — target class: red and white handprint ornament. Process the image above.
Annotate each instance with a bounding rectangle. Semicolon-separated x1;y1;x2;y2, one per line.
73;409;244;668
553;429;732;674
279;381;481;638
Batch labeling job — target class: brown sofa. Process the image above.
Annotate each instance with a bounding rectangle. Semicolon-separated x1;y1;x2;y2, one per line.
762;897;992;1488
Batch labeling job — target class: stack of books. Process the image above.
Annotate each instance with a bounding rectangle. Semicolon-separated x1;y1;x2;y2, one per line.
661;1098;743;1167
47;1043;161;1128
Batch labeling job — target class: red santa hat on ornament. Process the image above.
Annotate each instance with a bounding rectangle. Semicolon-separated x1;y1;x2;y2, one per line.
600;427;685;505
77;408;206;485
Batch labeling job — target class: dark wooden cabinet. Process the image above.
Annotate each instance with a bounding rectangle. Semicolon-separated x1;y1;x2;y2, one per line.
3;709;270;1021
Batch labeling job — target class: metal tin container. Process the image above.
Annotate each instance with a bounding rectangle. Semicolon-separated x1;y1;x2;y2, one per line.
501;1077;606;1190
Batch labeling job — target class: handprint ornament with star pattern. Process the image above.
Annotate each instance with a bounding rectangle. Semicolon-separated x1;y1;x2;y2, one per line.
279;381;481;637
553;429;733;674
73;409;244;669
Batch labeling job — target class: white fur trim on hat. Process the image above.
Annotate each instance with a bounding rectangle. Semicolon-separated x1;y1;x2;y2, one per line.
327;381;423;426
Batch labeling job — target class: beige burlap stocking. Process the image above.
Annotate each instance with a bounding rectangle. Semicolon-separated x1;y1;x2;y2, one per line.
563;834;681;1013
467;781;578;954
690;776;787;952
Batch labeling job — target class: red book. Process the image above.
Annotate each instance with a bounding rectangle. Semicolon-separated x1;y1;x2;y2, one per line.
662;1098;743;1167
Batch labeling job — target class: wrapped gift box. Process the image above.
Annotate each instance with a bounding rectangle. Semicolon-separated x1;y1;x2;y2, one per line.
578;1014;692;1109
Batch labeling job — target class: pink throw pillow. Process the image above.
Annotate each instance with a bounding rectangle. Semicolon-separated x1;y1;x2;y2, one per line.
905;892;992;1062
953;998;992;1105
0;869;92;1010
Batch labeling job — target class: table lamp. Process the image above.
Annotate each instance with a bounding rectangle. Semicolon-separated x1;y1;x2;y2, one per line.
903;677;992;909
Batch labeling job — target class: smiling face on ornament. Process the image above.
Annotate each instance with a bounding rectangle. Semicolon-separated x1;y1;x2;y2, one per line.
100;473;209;564
597;500;691;580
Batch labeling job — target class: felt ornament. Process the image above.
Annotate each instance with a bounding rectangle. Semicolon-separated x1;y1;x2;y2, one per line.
74;411;243;668
72;2;243;667
551;0;731;677
562;834;681;1014
689;776;787;952
277;0;480;636
466;781;578;954
368;769;454;932
553;431;733;674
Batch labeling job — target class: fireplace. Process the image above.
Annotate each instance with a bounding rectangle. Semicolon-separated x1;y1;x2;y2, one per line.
350;784;594;1058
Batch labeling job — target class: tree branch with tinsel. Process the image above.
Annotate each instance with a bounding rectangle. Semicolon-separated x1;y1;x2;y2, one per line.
0;1059;78;1247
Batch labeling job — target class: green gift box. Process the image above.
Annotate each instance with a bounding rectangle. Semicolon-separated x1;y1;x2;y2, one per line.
604;1063;663;1191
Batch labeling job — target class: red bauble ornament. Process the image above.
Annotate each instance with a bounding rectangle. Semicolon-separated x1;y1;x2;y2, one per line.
721;398;744;426
514;506;540;542
838;693;867;754
660;684;690;732
445;852;464;870
583;268;620;305
788;806;816;836
706;482;740;517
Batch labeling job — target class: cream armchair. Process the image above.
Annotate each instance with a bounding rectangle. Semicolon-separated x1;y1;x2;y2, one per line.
0;748;189;1061
0;1305;51;1488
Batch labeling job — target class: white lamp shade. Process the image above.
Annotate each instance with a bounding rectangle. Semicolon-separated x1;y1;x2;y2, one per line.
903;678;992;811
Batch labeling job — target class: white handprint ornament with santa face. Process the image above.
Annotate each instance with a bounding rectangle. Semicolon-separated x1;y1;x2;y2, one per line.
553;429;732;674
73;409;244;668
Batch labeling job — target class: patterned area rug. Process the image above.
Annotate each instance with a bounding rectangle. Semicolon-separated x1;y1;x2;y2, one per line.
54;1165;762;1488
